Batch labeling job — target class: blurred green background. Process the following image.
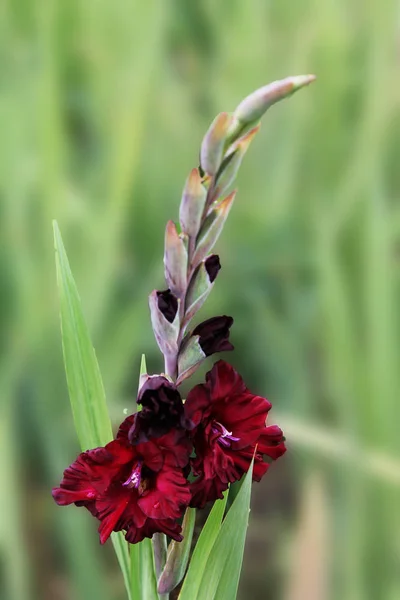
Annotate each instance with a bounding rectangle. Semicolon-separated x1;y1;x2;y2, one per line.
1;1;399;599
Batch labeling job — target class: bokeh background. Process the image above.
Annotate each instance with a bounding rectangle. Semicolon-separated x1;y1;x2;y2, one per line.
1;1;400;599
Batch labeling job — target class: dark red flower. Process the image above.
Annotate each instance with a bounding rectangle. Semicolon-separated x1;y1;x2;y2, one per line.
204;254;221;283
157;289;178;323
184;360;286;508
192;316;234;356
52;423;192;544
129;375;189;444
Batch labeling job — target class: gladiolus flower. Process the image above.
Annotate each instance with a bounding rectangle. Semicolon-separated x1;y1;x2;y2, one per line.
184;360;286;508
52;424;191;544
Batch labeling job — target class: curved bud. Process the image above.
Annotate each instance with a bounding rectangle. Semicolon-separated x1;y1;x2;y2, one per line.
193;315;234;356
232;74;316;128
177;335;206;385
149;290;180;358
184;255;221;325
179;168;208;239
214;125;260;199
200;112;232;176
192;191;236;265
164;221;188;298
158;508;196;594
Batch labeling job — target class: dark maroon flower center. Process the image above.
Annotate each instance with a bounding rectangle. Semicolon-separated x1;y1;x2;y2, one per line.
211;420;240;448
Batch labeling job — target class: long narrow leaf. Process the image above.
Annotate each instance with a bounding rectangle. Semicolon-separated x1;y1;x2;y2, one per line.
195;463;253;600
130;539;159;600
179;491;228;600
53;221;131;599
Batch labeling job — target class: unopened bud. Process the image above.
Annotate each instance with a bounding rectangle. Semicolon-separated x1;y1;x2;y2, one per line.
230;74;316;138
179;169;208;239
149;290;180;358
157;508;196;594
192;191;236;265
164;221;188;298
184;255;221;324
200;112;232;176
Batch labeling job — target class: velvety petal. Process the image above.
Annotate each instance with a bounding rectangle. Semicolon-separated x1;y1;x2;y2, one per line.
189;475;228;509
118;415;192;469
125;518;183;544
206;360;246;400
96;485;132;544
138;468;191;520
129;376;186;443
52;444;132;506
193;316;234;357
257;426;287;461
184;383;213;428
153;429;192;468
216;392;272;448
157;289;178;323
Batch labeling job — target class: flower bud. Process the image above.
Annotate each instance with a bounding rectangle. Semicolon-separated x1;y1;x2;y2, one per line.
164;220;188;298
158;507;196;594
192;191;236;266
232;74;316;129
179;168;208;239
149;289;180;358
200;112;232;176
193;315;234;356
177;315;234;385
185;255;221;324
213;125;260;199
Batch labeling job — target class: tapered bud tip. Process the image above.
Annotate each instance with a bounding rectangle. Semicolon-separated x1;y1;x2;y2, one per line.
218;190;236;215
212;112;231;136
187;167;203;193
205;254;221;283
234;74;316;124
292;74;317;89
236;124;261;152
165;219;179;241
157;289;178;323
193;315;234;356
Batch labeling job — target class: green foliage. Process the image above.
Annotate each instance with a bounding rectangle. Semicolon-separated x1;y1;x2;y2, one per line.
179;491;228;599
194;466;253;600
53;221;132;598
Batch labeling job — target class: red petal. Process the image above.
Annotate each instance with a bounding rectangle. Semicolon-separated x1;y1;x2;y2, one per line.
138;468;190;520
185;383;212;427
206;360;246;400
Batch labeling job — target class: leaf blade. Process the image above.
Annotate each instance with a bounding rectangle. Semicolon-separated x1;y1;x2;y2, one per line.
195;463;253;600
53;221;131;599
179;491;228;600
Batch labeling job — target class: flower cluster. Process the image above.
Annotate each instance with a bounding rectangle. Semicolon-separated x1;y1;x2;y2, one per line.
51;75;318;548
52;358;286;544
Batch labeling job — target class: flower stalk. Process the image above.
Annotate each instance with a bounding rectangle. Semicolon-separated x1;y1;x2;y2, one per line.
52;73;315;600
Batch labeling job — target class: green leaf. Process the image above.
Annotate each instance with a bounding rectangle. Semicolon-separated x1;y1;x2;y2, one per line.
130;539;159;600
53;221;131;599
179;491;228;600
193;462;253;600
158;507;196;594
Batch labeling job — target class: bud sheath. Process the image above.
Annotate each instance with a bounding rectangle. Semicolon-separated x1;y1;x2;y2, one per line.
164;220;188;298
200;112;232;176
179;169;207;239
